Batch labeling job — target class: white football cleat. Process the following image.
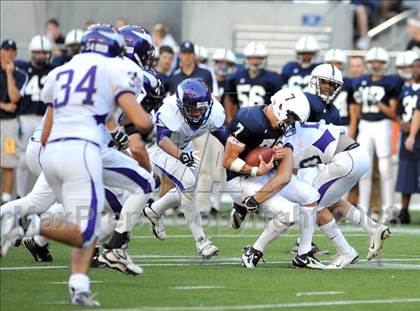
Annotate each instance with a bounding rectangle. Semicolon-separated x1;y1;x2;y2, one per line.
196;236;219;259
98;248;143;276
367;225;391;261
143;205;166;240
1;212;23;257
325;247;359;270
69;291;100;306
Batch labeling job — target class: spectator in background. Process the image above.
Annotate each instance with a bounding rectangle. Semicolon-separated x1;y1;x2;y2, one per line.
155;45;174;94
114;18;128;29
351;0;375;50
152;23;178;53
406;15;420;51
44;18;65;56
348;56;366;78
15;35;54;198
168;41;216;95
51;29;83;67
84;20;96;30
0;39;27;204
152;23;179;72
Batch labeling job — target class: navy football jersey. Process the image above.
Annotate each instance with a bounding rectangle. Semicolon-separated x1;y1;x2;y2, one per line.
224;68;283;108
280;62;319;89
227;105;283;180
16;61;53;116
305;92;341;125
332;77;353;126
397;83;420;160
352;74;402;121
51;53;72;67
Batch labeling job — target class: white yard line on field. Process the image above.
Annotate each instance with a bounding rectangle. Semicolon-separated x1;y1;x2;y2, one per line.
93;297;420;311
295;291;345;296
170;286;226;290
2;258;420;271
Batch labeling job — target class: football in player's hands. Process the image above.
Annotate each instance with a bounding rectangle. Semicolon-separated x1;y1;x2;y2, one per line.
244;146;274;166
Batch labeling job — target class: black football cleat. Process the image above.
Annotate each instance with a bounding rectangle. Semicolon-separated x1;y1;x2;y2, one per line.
241;245;264;268
230;203;248;230
23;237;53;262
292;251;325;270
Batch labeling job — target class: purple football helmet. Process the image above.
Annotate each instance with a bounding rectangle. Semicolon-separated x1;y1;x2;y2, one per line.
176;78;213;128
81;24;125;57
119;25;155;68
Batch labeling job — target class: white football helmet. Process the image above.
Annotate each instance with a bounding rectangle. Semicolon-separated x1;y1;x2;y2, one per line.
243;42;268;70
194;45;209;64
295;36;320;68
365;47;389;76
271;88;310;132
212;48;237;76
212;48;237;64
395;50;418;80
324;49;347;66
65;29;84;46
29;35;52;66
29;34;52;52
307;64;343;104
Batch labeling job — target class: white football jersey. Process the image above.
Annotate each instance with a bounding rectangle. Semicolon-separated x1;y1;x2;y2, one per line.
155;95;225;149
41;53;138;145
281;122;342;169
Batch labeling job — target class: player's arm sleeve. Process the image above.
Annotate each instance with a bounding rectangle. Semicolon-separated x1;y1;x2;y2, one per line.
15;69;28;95
228;115;253;146
211;126;228;146
109;65;137;102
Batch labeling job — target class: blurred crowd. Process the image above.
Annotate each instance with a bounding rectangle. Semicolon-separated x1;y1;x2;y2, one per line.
1;10;419;223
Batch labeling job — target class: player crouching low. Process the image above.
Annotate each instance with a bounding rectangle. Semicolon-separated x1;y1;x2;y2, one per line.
143;78;227;259
223;88;325;269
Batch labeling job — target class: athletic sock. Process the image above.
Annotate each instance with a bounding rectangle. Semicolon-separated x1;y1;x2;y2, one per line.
345;206;375;235
297;206;316;255
69;273;90;295
180;191;205;242
253;218;288;253
151;189;181;215
319;219;352;254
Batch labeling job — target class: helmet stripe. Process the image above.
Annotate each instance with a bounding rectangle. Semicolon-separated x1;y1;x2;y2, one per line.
331;64;335;76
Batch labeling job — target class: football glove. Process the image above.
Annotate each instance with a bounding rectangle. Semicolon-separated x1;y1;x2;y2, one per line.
111;127;129;150
179;151;200;168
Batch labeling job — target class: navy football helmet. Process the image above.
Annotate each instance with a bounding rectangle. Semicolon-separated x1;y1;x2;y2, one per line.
176;78;213;128
141;68;165;113
119;25;155;68
81;24;125;57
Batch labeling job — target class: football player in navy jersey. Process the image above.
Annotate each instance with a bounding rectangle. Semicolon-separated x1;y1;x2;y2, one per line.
15;35;54;198
324;49;353;131
394;57;420;224
280;36;321;89
395;50;418;87
224;88;325;269
349;47;402;219
212;48;237;102
224;42;283;124
305;63;342;125
51;29;83;67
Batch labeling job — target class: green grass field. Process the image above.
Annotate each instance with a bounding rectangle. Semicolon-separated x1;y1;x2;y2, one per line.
1;211;420;311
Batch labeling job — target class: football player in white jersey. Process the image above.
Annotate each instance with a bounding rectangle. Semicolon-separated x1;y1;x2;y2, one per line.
143;78;227;259
280;121;391;268
1;25;152;306
223;88;325;269
3;26;157;277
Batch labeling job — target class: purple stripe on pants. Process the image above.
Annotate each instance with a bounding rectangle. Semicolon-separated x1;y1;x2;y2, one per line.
82;179;98;244
105;188;123;214
154;164;185;192
104;167;152;193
